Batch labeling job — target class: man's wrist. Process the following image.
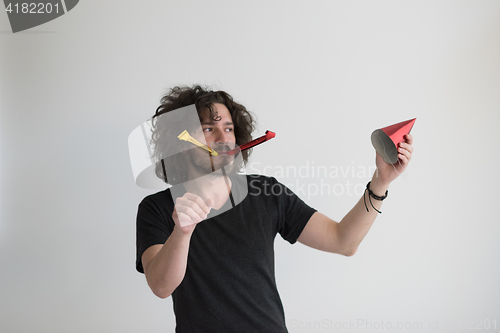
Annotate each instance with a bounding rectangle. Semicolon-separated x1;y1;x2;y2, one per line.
369;177;390;197
172;224;195;238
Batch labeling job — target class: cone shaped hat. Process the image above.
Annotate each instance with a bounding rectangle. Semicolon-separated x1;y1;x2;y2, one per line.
371;118;416;164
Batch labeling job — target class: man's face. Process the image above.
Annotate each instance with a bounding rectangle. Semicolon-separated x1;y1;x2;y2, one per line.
199;103;235;148
187;103;237;176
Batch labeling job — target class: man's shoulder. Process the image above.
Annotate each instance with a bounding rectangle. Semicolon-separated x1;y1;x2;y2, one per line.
245;174;279;188
138;188;172;208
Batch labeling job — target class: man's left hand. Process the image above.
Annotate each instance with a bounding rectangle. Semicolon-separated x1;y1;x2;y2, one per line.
375;134;414;185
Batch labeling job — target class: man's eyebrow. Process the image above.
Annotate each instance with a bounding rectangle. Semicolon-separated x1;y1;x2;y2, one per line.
201;121;234;126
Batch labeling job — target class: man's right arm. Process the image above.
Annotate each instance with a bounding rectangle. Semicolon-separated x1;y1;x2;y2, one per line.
141;193;212;299
141;226;193;299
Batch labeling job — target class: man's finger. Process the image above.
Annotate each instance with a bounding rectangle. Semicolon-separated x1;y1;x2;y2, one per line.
399;142;413;154
405;134;414;145
184;193;211;215
176;205;207;222
398;153;409;165
176;196;208;218
177;211;196;227
398;146;412;161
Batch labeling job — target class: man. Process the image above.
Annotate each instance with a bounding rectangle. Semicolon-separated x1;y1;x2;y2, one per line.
136;85;414;332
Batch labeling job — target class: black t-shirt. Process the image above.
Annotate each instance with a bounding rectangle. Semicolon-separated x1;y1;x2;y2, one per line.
136;174;316;333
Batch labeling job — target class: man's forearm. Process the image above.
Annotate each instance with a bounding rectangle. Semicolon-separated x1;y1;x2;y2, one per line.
337;173;389;255
145;226;192;299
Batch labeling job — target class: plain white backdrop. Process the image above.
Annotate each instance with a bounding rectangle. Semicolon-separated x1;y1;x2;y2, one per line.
1;1;499;332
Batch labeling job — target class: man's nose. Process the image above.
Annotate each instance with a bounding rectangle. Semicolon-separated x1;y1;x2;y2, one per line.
212;129;231;143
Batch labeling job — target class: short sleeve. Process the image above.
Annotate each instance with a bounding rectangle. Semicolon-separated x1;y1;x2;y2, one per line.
273;178;317;244
136;193;175;273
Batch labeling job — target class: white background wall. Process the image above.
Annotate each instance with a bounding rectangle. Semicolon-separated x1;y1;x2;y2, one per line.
1;1;499;332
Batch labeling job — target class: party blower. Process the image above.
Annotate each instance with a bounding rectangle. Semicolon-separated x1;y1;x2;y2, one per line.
178;130;276;156
225;130;276;156
178;130;219;156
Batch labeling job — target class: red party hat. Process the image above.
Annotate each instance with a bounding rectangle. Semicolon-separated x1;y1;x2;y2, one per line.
371;118;416;164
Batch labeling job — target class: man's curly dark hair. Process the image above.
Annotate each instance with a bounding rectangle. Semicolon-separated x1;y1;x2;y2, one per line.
151;85;256;185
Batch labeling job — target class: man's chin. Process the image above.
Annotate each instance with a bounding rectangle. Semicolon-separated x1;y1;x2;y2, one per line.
212;162;235;175
192;162;233;177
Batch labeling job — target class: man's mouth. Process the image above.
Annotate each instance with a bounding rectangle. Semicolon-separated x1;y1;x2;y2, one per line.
213;144;232;154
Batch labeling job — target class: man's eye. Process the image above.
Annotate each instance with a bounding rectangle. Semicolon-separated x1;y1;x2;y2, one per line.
203;128;212;132
226;128;234;132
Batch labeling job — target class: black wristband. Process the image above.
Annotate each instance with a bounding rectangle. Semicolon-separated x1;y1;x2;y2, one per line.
366;181;388;200
363;181;388;214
